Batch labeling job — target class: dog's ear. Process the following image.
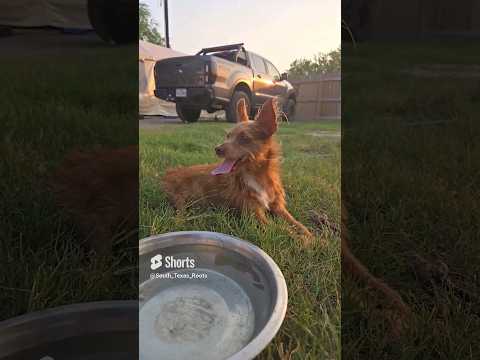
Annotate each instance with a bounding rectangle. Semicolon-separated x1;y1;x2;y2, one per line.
237;98;249;123
255;98;278;137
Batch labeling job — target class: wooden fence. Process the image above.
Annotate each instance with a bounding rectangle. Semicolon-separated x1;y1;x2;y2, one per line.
290;73;341;121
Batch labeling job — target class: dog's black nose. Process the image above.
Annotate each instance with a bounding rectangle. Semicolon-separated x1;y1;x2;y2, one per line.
215;145;224;156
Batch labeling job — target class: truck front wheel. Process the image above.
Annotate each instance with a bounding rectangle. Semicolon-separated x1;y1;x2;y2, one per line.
226;91;250;123
176;103;201;123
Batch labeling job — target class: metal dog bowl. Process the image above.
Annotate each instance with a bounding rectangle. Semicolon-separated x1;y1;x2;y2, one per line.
140;231;288;360
0;301;137;359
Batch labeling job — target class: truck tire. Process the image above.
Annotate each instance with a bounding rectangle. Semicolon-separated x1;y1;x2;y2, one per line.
176;103;201;123
227;91;250;123
284;98;296;121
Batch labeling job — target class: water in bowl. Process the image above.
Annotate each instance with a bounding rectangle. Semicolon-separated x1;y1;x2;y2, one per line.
140;268;255;360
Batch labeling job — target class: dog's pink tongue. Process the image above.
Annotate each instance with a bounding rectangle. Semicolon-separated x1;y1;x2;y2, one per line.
211;160;235;175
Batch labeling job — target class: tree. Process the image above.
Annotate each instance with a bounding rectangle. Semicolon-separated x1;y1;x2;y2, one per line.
288;48;341;79
139;2;165;45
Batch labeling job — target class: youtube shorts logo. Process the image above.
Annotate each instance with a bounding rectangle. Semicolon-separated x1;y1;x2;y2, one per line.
150;254;162;270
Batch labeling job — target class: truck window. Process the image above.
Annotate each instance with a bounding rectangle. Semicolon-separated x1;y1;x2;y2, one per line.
212;50;236;62
237;50;248;66
211;49;247;66
265;60;281;80
251;54;267;74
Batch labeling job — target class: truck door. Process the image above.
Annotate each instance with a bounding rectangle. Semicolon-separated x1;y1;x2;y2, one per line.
250;52;272;107
264;59;288;101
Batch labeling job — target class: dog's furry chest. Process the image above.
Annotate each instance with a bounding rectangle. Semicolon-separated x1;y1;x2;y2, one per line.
242;174;272;209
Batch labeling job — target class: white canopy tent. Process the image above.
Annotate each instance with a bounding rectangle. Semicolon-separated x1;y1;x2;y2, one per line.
139;40;186;116
0;1;92;29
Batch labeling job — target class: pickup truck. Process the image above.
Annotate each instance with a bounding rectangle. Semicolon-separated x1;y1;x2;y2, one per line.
154;43;297;123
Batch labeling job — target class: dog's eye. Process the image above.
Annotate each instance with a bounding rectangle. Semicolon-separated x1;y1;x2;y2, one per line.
237;133;250;144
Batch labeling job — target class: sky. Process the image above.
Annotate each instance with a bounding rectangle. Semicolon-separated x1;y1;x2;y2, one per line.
142;0;340;72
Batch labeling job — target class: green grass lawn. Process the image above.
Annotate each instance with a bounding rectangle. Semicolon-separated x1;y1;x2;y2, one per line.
342;41;480;358
140;120;341;359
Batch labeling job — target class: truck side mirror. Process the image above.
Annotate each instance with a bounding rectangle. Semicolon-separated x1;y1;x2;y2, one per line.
280;72;288;81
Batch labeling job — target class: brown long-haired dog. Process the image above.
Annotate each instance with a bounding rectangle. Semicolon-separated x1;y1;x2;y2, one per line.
163;98;312;245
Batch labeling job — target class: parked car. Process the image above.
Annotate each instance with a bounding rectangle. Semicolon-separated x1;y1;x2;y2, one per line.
153;43;297;123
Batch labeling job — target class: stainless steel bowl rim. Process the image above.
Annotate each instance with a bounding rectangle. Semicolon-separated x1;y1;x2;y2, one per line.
140;231;288;360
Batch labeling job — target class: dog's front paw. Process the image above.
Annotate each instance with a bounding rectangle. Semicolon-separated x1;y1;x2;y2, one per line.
287;227;316;247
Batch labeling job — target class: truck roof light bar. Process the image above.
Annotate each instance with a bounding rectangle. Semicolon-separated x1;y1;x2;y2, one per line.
196;43;244;55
